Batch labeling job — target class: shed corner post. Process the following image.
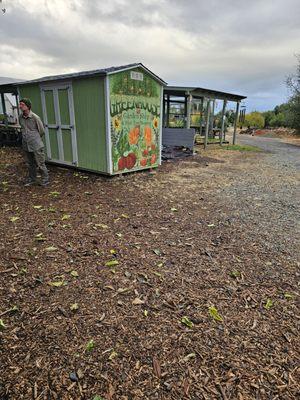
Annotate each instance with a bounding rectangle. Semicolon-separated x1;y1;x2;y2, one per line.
204;98;210;150
220;99;227;146
158;85;164;165
233;101;240;145
104;75;113;175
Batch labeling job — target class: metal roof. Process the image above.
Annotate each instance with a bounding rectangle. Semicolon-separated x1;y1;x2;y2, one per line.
164;86;246;102
1;63;167;87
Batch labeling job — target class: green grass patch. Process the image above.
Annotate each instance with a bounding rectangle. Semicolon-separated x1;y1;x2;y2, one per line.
222;144;262;152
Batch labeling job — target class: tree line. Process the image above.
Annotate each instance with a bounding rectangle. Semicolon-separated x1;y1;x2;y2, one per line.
243;55;300;133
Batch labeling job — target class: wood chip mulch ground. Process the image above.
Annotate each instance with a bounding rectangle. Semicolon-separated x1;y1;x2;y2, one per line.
0;145;299;400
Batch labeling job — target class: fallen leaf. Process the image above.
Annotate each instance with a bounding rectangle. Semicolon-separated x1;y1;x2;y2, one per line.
96;223;109;229
70;303;79;311
264;299;273;310
0;319;6;330
105;260;119;267
10;216;19;222
49;281;66;287
153;249;161;256
86;339;95;352
132;298;145;305
35;233;46;242
61;214;71;221
108;350;118;360
70;270;79;278
181;316;194;328
230;270;241;279
208;306;223;322
33;205;42;209
45;246;58;252
170;207;178;212
49;191;60;197
183;353;196;362
152;357;161;378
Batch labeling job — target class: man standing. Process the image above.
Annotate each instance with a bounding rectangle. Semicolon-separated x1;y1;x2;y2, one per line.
19;98;49;186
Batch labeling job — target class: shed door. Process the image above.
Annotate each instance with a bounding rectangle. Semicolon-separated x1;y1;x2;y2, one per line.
41;83;78;166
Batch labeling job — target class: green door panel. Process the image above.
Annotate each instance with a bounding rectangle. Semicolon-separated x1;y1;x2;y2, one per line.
48;128;59;160
58;89;71;125
62;128;73;162
44;90;56;125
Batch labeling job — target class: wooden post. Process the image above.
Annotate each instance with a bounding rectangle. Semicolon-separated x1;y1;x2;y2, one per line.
162;93;166;127
204;98;210;149
15;93;20;125
210;99;215;136
186;93;192;129
220;99;227;145
166;94;170;128
233;101;240;145
199;97;204;135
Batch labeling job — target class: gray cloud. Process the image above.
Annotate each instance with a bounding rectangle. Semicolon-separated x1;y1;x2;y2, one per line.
0;0;299;111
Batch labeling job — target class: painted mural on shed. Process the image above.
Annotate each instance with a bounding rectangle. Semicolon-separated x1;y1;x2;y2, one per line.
109;68;161;173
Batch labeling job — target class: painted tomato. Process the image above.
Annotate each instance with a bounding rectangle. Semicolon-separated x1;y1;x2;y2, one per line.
150;154;157;165
142;149;149;156
151;144;156;151
140;158;147;167
125;152;137;169
118;157;126;170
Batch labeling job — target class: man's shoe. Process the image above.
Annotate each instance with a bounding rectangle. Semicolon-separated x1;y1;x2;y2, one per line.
23;179;36;186
40;180;50;187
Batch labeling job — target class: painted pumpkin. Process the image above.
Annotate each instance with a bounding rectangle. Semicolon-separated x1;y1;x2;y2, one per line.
144;126;152;147
129;126;140;145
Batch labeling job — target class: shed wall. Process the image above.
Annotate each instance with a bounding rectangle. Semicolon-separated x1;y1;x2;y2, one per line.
19;84;43;118
73;76;107;172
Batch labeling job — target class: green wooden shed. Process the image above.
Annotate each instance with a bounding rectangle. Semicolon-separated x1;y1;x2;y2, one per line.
12;63;166;175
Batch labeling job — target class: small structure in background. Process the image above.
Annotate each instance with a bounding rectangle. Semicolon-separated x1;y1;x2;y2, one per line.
162;86;246;149
0;78;21;146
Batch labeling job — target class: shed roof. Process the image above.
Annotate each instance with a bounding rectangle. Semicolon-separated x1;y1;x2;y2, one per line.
164;86;246;102
1;63;167;88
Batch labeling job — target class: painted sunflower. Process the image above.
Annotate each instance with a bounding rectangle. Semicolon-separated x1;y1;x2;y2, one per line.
113;116;121;132
152;117;159;130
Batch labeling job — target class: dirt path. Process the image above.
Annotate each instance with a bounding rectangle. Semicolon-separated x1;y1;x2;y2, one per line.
0;142;299;400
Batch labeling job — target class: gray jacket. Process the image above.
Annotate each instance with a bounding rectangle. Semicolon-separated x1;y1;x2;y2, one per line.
19;111;45;152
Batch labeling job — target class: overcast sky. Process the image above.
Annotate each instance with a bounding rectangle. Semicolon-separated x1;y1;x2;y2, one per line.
1;0;299;111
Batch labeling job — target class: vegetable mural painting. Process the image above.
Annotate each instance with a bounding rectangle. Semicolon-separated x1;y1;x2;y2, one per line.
110;70;161;172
